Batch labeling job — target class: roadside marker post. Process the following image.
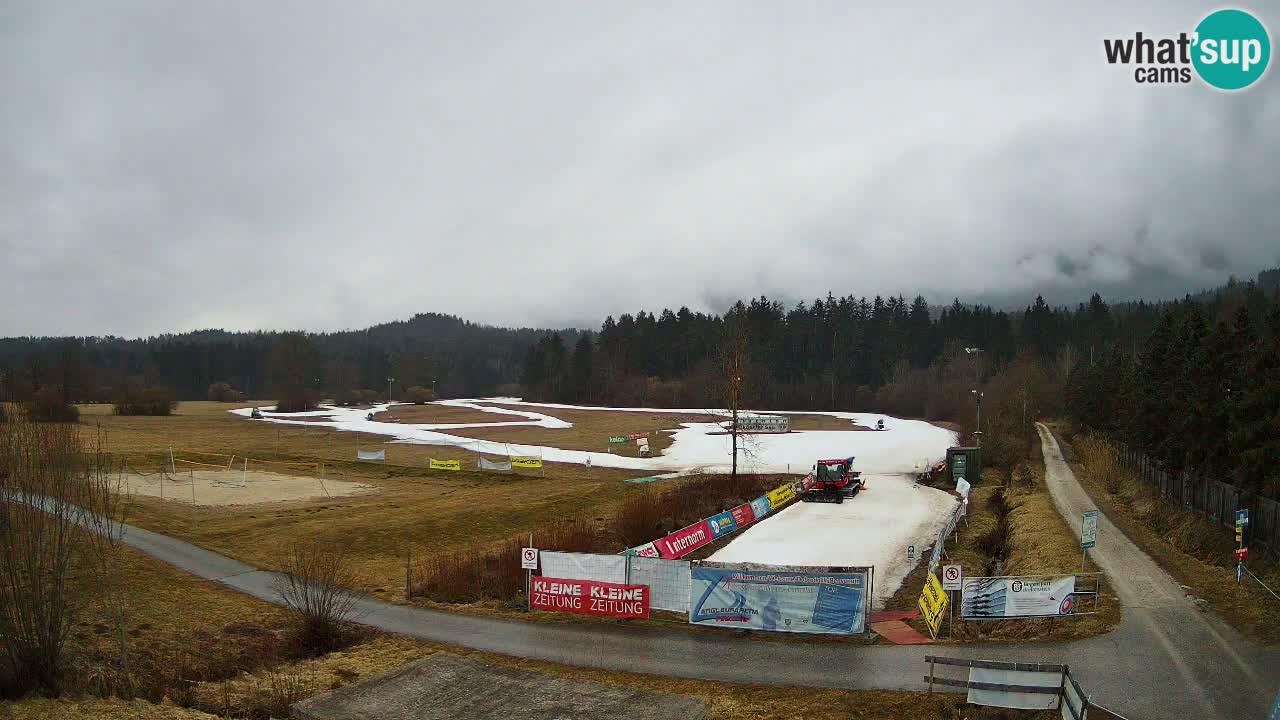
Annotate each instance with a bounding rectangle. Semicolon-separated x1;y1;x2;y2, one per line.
521;538;538;608
942;564;962;639
1235;510;1249;583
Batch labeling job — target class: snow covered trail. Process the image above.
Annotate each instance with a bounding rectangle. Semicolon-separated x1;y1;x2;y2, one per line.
708;474;958;607
229;399;956;475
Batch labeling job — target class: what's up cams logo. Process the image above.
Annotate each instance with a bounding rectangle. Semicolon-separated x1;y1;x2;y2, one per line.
1104;8;1270;90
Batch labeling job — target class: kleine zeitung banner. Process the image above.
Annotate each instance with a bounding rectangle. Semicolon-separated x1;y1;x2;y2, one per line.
530;577;650;619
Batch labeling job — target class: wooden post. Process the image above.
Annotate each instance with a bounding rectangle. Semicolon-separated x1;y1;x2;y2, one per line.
405;540;413;600
928;656;935;694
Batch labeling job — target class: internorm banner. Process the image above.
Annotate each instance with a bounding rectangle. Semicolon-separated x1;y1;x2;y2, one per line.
960;575;1077;619
656;519;713;559
689;563;869;635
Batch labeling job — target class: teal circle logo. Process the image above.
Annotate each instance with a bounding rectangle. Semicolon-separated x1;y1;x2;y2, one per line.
1192;9;1271;90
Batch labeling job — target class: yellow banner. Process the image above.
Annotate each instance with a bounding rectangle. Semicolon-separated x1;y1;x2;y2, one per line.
511;456;543;469
429;459;461;471
917;572;948;638
767;484;796;509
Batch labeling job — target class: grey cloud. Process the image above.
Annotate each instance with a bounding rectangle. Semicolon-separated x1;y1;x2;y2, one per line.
2;1;1279;337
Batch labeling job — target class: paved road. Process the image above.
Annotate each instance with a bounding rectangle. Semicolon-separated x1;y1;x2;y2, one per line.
109;427;1280;720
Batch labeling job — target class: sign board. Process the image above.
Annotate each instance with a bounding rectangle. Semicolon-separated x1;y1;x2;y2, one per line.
707;511;738;538
530;577;649;619
656;520;714;558
907;545;916;562
917;572;948;638
749;495;772;520
955;477;971;499
429;458;461;471
766;484;796;509
511;456;543;469
607;436;627;444
1081;510;1099;550
628;432;648;441
1236;509;1250;527
961;576;1077;619
942;564;963;591
622;541;660;558
356;449;386;461
729;503;756;529
520;547;539;570
690;563;869;635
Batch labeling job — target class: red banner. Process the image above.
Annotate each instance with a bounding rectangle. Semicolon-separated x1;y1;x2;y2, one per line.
800;473;817;492
656;519;713;558
530;577;649;618
729;503;756;528
628;432;648;440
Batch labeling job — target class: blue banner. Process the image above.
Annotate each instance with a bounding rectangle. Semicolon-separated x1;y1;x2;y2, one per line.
749;496;771;520
706;511;738;538
689;564;868;635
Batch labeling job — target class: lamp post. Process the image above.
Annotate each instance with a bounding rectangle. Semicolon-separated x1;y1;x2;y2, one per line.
964;348;984;447
971;389;984;447
387;377;395;403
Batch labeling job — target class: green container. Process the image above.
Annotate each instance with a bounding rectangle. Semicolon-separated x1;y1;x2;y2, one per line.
946;446;981;484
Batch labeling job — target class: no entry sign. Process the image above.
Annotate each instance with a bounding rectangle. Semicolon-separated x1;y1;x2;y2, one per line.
942;564;963;591
520;547;538;570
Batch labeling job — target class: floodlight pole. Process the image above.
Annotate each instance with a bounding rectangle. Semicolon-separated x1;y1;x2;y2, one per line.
387;377;395;403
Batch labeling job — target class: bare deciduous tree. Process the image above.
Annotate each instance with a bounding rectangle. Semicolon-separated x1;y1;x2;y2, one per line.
273;540;358;652
719;305;752;482
0;416;124;697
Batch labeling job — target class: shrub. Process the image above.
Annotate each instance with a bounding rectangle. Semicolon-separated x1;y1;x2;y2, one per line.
23;386;78;423
403;385;434;404
334;388;379;407
273;540;358;653
207;382;245;403
114;385;177;416
274;389;320;414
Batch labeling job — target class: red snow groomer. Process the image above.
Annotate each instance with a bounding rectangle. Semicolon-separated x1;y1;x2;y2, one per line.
801;457;864;504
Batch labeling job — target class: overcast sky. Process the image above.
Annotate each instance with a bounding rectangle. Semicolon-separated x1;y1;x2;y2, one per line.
3;2;1278;337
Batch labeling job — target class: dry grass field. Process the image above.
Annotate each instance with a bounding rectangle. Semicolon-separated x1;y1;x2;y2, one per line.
75;401;675;599
2;545;1052;720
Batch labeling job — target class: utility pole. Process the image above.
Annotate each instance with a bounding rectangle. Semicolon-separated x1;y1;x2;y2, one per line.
387;377;395;403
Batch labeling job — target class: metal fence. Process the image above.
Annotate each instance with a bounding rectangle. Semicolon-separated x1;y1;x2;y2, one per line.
539;551;690;613
1116;442;1280;557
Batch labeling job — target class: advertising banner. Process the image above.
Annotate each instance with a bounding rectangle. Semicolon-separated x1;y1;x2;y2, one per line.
689;563;869;635
511;456;543;468
707;511;738;538
530;577;649;619
917;572;948;638
767;484;796;509
750;496;772;520
961;576;1077;619
478;457;512;471
628;432;648;441
356;449;386;461
622;542;660;558
729;503;756;529
429;458;461;471
656;520;713;559
607;436;627;443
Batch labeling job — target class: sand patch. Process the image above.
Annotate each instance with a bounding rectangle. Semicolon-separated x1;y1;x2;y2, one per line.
121;469;376;507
